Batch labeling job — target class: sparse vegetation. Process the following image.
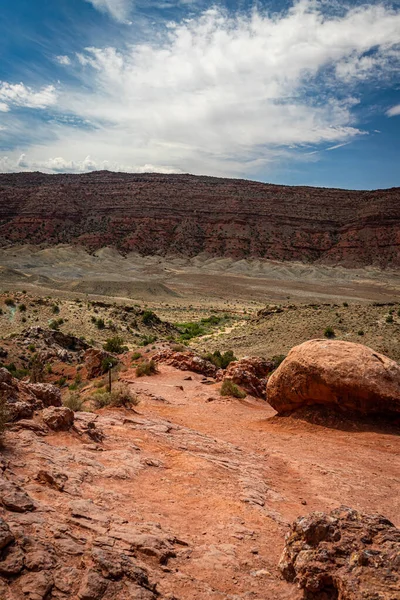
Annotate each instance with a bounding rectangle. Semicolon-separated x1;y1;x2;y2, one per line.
220;379;246;399
63;391;83;411
92;383;139;409
386;315;394;323
30;354;45;383
324;326;335;338
5;298;15;307
203;349;237;369
142;310;159;325
358;330;365;336
131;351;142;360
140;334;157;346
18;304;26;312
103;336;127;354
95;318;105;330
136;360;158;377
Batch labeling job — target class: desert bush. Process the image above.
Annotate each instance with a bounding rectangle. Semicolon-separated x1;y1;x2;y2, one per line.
358;330;365;336
203;350;237;369
170;343;185;352
140;334;157;346
103;336;126;354
343;302;348;307
386;315;394;323
56;376;67;387
52;304;60;314
4;298;15;307
177;322;205;340
92;384;139;409
142;310;159;325
96;318;105;330
63;392;83;411
324;326;335;338
18;303;26;312
136;360;158;377
220;379;246;399
131;351;142;360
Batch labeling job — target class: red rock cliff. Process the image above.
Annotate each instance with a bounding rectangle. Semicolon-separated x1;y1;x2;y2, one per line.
0;171;399;268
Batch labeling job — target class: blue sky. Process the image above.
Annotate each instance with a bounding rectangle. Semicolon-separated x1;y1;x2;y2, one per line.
0;0;399;189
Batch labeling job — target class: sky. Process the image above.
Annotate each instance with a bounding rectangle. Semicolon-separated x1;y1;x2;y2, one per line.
0;0;399;189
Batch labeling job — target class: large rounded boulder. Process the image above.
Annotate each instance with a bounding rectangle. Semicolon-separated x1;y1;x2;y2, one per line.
266;339;400;415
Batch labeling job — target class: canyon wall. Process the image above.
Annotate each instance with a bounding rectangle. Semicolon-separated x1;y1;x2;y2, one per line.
0;171;399;268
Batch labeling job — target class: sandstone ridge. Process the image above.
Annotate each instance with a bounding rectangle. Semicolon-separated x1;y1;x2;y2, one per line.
0;172;399;268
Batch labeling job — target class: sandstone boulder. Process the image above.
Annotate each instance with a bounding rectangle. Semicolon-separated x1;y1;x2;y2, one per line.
153;350;219;378
42;407;74;431
267;340;400;415
0;518;14;550
280;506;400;599
219;357;274;398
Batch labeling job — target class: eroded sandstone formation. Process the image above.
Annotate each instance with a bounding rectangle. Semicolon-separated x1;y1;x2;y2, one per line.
0;172;399;267
280;506;400;599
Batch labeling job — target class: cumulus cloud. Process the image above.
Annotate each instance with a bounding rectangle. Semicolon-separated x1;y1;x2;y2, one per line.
387;104;400;117
0;82;57;112
84;0;133;23
0;154;181;174
1;1;400;176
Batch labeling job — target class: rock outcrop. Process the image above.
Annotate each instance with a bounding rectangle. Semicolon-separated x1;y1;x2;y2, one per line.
266;340;400;415
0;368;61;421
84;348;116;379
0;172;399;268
218;357;274;398
153;349;220;378
280;506;400;599
42;407;74;431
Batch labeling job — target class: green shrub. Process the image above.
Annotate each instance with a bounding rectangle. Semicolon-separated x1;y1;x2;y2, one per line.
271;354;286;369
142;310;159;325
358;330;364;336
220;379;246;399
343;302;348;307
63;392;83;411
56;376;67;387
52;304;60;314
324;326;335;338
4;298;15;307
103;336;126;354
203;350;237;369
96;318;105;330
140;334;157;346
18;304;26;312
92;384;139;409
136;360;158;377
170;343;185;352
28;344;35;352
177;322;205;340
131;351;142;360
386;315;394;323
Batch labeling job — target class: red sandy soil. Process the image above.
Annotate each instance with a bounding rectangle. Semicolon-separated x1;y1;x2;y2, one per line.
2;361;399;599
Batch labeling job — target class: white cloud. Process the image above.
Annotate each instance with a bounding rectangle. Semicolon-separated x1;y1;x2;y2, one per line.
56;55;72;66
387;104;400;117
1;2;400;176
0;82;57;112
84;0;133;23
0;154;181;174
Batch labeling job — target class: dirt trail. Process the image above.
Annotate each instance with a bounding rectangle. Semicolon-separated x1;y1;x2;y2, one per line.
1;361;398;599
119;364;400;598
